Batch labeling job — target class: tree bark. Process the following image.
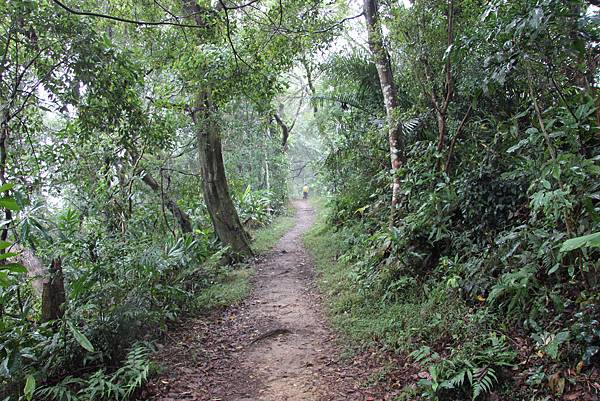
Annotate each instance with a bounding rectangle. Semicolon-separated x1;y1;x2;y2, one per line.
364;0;405;224
273;113;290;151
273;101;302;151
437;0;454;171
125;146;193;234
41;258;66;322
192;89;253;257
264;158;271;191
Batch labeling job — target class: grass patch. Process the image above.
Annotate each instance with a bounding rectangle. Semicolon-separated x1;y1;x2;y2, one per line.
251;207;296;253
195;268;253;311
303;203;369;340
303;212;385;346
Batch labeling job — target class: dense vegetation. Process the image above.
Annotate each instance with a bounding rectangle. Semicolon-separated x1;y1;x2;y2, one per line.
0;0;598;400
305;0;600;399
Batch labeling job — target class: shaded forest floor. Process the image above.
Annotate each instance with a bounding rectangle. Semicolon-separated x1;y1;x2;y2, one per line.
142;200;413;401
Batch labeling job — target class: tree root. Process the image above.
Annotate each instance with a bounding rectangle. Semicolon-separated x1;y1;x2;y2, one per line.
249;328;291;345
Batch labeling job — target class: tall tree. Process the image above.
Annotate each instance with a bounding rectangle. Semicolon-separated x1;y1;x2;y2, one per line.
182;0;253;257
191;91;253;256
363;0;405;224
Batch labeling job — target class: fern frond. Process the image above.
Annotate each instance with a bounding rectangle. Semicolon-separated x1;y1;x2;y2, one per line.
401;112;429;137
471;367;498;400
37;376;83;401
112;343;153;399
447;368;468;388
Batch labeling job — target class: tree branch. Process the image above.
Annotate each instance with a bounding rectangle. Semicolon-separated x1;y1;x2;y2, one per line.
51;0;206;28
444;103;472;174
273;113;290;150
218;0;254;70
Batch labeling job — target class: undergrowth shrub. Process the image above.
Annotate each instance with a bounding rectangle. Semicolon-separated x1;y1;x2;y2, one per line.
1;191;288;400
411;334;516;401
37;343;155;401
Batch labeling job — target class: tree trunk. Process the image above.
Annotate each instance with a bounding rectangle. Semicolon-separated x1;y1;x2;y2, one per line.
264;157;271;191
0;113;12;243
300;55;318;114
434;0;454;171
13;245;46;295
181;0;252;258
364;0;405;224
41;258;66;322
444;104;472;174
434;109;447;171
192;90;253;257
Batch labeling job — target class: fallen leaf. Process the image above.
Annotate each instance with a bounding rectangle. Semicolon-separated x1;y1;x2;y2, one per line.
547;372;565;396
417;371;432;380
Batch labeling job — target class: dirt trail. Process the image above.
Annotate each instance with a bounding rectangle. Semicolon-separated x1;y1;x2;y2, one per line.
145;200;402;401
233;199;339;400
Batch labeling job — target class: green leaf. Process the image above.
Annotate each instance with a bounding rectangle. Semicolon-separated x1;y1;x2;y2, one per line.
0;184;14;193
547;263;560;275
560;232;600;252
573;38;586;56
0;272;10;287
525;127;539;136
67;321;95;352
443;44;454;61
355;205;370;214
0;252;18;261
29;217;53;242
0;241;11;251
506;138;528;153
24;374;36;401
551;164;561;180
541;179;551;190
0;198;19;211
0;263;27;273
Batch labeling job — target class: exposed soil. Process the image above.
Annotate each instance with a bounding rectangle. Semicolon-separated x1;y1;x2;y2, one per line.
143;200;414;401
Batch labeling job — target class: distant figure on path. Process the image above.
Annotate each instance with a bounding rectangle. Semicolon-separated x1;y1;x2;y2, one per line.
302;185;309;199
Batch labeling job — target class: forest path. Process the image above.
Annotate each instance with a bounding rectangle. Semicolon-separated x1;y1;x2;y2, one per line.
145;200;396;401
